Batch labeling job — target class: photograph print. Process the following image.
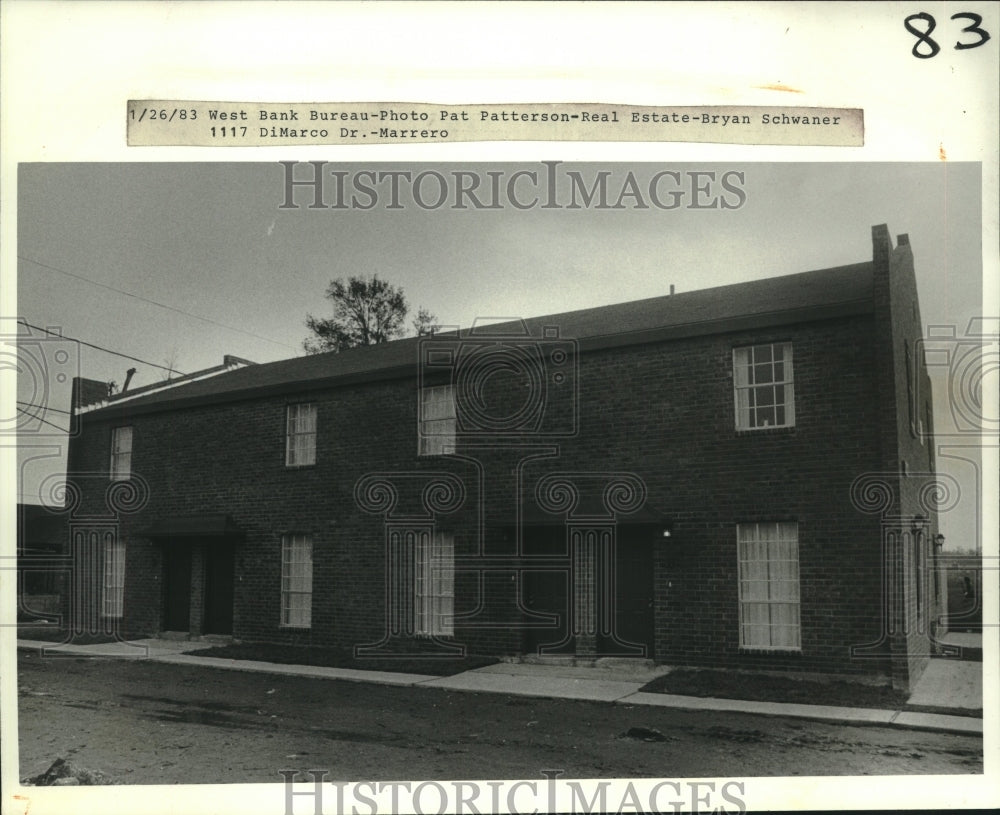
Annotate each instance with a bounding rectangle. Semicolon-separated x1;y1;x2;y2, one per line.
12;161;987;798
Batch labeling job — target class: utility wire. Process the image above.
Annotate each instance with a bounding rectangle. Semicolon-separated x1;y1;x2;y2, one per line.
18;254;298;351
17;400;76;415
16;406;70;433
17;320;186;376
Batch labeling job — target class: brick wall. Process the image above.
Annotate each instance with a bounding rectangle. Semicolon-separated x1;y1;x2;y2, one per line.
66;302;900;679
67;228;962;683
869;225;942;691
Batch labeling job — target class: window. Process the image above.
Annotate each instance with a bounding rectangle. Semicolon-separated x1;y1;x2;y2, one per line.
285;403;317;466
733;343;795;430
110;426;133;480
905;341;917;437
737;522;801;650
281;534;312;627
102;538;125;618
419;385;456;456
926;403;934;469
415;531;454;636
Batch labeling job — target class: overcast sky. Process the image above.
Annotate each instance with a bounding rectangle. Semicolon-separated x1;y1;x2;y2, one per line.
14;161;984;546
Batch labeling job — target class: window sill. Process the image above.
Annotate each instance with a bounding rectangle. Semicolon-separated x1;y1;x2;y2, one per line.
735;425;796;437
279;624;312;630
284;464;316;470
738;647;802;655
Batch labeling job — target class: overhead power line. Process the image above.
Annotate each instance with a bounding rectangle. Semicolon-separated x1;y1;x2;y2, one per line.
18;254;298;351
17;400;75;415
16;406;70;433
17;320;186;376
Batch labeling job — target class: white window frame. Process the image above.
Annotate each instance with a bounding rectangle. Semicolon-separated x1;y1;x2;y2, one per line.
280;534;313;628
414;531;454;636
102;537;125;618
737;522;801;651
733;343;795;430
110;426;133;481
285;403;317;467
419;385;456;456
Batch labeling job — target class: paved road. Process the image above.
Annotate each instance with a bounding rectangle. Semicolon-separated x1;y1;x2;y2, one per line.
18;652;982;784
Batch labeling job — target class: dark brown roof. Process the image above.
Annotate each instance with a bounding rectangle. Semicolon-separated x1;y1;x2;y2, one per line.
82;261;873;420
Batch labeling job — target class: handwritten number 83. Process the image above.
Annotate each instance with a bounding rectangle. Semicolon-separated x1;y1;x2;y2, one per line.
904;12;991;58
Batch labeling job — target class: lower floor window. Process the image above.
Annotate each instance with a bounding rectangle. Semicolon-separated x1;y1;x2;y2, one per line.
737;521;801;650
281;534;313;628
102;538;125;618
415;531;454;636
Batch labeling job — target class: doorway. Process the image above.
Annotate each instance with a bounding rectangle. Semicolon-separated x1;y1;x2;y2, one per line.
203;544;235;635
163;544;192;631
599;530;655;658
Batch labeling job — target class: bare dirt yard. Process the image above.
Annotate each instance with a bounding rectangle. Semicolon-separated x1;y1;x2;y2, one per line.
17;651;982;784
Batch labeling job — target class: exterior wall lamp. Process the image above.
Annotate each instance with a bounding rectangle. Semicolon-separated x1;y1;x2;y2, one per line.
933;533;946;553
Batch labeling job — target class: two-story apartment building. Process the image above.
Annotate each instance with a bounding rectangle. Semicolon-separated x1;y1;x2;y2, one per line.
58;225;943;691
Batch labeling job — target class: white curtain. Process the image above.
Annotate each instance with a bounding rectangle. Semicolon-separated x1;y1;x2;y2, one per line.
738;522;800;649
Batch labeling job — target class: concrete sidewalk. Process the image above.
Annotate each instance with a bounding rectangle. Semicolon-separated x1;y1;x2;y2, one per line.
908;658;982;710
16;638;983;736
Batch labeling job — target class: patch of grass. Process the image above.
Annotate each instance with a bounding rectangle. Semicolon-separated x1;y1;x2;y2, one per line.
641;668;983;718
185;642;499;677
642;668;909;709
904;702;983;718
17;627;119;645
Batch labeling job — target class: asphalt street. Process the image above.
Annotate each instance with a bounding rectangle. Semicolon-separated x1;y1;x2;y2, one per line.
17;652;982;784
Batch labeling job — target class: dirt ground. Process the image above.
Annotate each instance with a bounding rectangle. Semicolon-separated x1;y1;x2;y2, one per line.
17;652;983;784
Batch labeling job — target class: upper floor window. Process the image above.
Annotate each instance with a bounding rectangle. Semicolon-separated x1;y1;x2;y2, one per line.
733;343;795;430
285;403;317;467
904;340;916;437
110;426;133;481
419;385;456;456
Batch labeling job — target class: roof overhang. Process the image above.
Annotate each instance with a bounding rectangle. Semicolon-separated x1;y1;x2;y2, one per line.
518;501;670;527
142;513;244;541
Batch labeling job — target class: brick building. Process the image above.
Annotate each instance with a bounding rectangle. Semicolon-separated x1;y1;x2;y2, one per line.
59;225;944;691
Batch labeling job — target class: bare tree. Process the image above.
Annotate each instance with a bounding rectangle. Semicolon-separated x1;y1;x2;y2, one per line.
412;307;440;337
161;348;180;381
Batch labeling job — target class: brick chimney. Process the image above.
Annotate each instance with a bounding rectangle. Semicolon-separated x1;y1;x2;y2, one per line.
70;376;110;412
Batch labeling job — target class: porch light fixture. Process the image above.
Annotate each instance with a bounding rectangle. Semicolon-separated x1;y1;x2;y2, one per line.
661;528;672;539
933;533;945;552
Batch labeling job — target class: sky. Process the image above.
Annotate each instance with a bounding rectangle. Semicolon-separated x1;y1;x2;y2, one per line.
13;161;985;547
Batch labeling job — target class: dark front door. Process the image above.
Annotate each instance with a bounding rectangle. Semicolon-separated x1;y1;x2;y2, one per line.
600;530;655;658
521;526;570;655
203;543;234;635
163;545;192;631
